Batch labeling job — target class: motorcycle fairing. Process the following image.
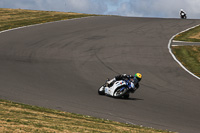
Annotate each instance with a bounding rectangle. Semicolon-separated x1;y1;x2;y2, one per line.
105;80;127;96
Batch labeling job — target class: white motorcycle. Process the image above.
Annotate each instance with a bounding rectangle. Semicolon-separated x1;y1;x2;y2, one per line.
98;79;134;99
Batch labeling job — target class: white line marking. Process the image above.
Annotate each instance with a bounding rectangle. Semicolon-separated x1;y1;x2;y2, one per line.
173;40;200;43
168;24;200;80
171;45;183;46
173;40;196;43
172;40;184;43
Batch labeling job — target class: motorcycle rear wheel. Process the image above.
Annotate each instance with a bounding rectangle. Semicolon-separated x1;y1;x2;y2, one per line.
123;94;130;99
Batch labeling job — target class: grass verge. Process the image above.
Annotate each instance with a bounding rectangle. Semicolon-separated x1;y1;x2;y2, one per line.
0;99;172;133
0;8;174;132
0;8;97;31
172;24;200;78
171;46;200;78
174;25;200;42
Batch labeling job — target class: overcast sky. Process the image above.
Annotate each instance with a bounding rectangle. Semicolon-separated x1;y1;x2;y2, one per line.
1;0;200;19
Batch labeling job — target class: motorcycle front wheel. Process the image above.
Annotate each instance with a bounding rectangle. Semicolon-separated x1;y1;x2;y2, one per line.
98;85;105;95
113;86;129;98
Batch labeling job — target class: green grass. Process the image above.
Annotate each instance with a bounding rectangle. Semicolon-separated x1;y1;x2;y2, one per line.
174;25;200;42
172;46;200;77
0;99;172;133
172;24;200;78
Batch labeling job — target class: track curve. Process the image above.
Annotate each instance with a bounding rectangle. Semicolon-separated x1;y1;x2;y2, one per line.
0;16;200;133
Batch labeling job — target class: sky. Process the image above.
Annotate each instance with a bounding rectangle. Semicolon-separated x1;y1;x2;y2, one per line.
0;0;200;19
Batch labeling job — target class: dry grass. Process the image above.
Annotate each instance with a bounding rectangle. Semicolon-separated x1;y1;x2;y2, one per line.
0;99;172;133
174;25;200;42
0;8;97;31
189;32;200;39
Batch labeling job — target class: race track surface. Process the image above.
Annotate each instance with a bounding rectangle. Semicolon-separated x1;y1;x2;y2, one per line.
0;16;200;133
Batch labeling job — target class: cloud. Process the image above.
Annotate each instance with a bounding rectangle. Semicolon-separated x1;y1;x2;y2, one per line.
0;0;108;14
64;0;107;14
112;0;200;18
0;0;200;19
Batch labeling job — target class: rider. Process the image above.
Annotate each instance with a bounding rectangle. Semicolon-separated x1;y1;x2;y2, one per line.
180;9;186;18
106;73;142;93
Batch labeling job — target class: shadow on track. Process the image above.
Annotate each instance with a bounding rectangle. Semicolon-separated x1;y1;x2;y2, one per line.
125;98;144;101
115;97;144;101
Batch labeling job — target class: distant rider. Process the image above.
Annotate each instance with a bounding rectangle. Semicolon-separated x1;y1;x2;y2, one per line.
106;73;142;93
180;9;187;19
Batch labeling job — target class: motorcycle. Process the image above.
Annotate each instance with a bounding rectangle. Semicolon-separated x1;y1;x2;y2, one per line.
180;12;187;19
98;79;134;99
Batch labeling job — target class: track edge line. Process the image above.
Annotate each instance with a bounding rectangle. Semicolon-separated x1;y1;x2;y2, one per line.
0;16;95;34
168;24;200;80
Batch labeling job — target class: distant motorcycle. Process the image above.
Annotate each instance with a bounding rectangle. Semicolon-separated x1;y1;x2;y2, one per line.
180;12;187;19
98;79;134;99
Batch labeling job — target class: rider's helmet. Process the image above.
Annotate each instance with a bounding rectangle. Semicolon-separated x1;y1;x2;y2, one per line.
134;73;142;82
180;9;185;13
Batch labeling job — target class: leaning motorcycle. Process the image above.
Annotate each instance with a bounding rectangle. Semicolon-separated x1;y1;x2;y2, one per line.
98;79;133;99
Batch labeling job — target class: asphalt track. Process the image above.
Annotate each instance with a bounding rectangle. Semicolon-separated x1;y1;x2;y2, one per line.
0;16;200;133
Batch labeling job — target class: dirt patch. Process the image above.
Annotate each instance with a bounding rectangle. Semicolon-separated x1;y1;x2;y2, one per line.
189;32;200;39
